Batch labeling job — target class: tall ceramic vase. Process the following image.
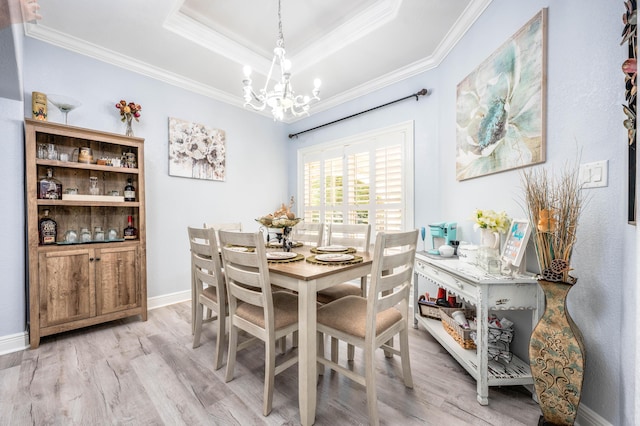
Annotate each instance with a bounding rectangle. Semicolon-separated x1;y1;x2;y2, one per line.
529;279;585;426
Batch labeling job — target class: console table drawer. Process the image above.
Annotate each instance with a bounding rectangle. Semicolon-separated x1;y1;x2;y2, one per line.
415;259;476;302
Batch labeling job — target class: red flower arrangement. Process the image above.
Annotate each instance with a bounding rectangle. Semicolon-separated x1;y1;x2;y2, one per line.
115;100;142;122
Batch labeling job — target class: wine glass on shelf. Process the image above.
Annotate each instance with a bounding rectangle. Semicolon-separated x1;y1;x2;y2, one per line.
47;94;81;124
420;226;426;252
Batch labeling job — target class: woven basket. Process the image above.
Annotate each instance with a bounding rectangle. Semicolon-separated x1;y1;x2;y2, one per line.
440;308;476;350
417;297;441;320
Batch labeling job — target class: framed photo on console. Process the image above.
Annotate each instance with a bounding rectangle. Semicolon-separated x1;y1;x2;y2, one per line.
501;219;532;270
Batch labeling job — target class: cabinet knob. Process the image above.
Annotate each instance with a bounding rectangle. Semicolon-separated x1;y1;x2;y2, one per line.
95;257;101;261
89;257;94;261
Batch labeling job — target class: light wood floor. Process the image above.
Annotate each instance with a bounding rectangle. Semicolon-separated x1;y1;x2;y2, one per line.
0;302;541;425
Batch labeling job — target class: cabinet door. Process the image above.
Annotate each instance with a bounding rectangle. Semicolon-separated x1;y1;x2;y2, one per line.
96;246;140;315
38;249;94;328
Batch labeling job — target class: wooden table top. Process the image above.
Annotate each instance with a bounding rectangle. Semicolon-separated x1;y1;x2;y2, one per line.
267;245;373;281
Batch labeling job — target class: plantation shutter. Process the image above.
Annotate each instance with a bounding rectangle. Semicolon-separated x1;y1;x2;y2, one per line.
298;121;414;233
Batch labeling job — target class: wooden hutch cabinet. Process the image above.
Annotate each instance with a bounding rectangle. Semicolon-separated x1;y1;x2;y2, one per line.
25;119;147;348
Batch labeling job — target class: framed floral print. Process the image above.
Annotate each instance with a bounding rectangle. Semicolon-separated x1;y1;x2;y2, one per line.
456;9;547;181
168;117;226;181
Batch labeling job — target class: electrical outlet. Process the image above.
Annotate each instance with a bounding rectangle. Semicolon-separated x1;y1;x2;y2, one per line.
579;160;608;188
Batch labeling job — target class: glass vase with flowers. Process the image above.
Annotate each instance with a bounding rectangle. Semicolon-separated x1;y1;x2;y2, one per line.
115;100;142;136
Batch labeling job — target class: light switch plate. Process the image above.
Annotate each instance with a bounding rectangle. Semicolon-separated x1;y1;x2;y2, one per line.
579;160;608;188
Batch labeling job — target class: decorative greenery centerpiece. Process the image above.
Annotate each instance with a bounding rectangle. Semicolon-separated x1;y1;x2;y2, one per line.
472;209;511;233
521;163;586;426
521;164;584;283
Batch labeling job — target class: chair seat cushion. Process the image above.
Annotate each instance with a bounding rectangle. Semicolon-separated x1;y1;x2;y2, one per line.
317;295;402;339
317;283;361;304
201;285;219;302
235;291;298;330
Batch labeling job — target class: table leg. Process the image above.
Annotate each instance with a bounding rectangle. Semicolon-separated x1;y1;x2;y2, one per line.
298;279;317;425
476;293;489;405
413;271;419;328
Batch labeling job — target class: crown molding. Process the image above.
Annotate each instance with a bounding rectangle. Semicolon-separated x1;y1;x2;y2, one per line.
163;8;273;74
163;0;402;77
23;0;492;123
24;23;245;109
291;0;402;72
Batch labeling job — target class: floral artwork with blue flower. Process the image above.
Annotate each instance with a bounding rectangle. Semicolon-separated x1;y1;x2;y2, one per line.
455;9;547;181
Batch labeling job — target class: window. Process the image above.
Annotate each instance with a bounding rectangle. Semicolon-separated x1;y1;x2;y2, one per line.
297;121;414;233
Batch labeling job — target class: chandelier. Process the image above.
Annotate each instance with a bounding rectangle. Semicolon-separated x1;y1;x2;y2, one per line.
241;0;321;121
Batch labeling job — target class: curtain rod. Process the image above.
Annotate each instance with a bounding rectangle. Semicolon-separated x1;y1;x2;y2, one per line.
288;88;429;139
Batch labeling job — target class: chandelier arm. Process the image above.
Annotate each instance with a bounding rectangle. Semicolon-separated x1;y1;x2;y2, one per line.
244;101;268;112
240;0;320;121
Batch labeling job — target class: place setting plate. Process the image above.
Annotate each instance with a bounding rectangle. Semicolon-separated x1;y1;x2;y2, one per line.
315;253;355;262
317;245;347;252
266;251;298;260
311;245;356;254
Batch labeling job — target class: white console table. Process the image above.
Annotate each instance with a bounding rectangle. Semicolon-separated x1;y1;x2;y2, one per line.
413;252;542;405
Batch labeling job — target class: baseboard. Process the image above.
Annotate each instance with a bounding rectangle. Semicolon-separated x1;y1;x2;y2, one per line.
577;403;613;426
147;289;191;310
0;331;29;356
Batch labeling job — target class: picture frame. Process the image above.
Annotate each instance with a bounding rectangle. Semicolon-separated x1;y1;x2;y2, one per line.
456;9;547;181
501;219;532;269
168;117;226;181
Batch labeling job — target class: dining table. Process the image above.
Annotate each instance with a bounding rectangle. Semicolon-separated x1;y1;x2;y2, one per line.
266;244;373;425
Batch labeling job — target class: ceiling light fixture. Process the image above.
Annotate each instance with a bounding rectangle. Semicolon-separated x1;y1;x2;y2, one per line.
241;0;321;121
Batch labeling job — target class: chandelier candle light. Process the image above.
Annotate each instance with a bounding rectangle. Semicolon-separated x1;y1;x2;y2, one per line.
242;0;321;121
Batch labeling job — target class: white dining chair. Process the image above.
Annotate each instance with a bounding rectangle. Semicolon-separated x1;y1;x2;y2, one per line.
318;223;371;303
193;222;241;329
316;229;418;425
218;229;299;417
318;223;372;361
188;226;227;370
290;221;324;246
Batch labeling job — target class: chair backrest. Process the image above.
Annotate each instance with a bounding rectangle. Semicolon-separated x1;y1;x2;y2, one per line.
188;226;225;298
203;222;243;232
291;222;324;246
366;230;419;336
203;222;243;245
218;230;275;331
327;223;372;253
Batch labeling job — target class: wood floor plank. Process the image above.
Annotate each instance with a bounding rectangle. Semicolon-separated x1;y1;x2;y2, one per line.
0;302;542;425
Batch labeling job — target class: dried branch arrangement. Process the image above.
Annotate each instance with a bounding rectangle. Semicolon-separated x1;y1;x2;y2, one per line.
521;164;584;283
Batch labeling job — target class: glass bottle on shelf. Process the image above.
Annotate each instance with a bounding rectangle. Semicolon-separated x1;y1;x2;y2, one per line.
94;226;105;242
124;177;135;201
39;209;57;245
80;227;92;243
89;176;99;195
123;215;137;240
38;168;62;199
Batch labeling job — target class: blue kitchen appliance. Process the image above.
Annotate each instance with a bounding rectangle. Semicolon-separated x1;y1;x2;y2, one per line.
428;222;457;255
